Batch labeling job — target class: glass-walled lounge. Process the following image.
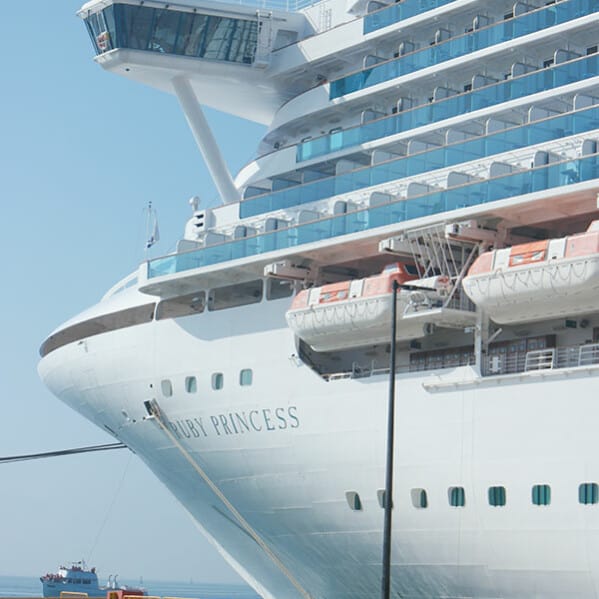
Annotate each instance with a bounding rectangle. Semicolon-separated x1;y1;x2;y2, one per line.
148;152;599;278
242;105;599;218
331;0;598;99
364;0;458;34
299;54;599;162
84;4;258;64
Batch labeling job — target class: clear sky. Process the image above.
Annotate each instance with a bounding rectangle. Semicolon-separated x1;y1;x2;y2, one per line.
0;1;265;584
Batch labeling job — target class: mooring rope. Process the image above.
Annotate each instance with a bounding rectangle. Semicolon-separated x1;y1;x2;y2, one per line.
0;442;127;464
146;399;313;599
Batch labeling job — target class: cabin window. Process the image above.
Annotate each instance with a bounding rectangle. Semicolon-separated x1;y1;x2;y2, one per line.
377;489;392;509
532;484;551;506
579;482;599;504
239;369;253;386
448;486;465;507
345;491;362;511
266;278;294;300
208;279;263;311
185;376;197;393
411;488;428;509
488;486;506;506
212;372;224;390
156;291;205;319
161;379;173;397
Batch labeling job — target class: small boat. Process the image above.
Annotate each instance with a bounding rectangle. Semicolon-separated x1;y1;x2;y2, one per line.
462;220;599;324
40;563;144;598
286;262;454;351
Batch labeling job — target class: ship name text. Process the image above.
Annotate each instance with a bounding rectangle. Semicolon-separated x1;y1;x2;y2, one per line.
167;406;299;439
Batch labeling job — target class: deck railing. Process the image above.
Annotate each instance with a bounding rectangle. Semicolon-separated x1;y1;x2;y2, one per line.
326;342;599;381
485;342;599;376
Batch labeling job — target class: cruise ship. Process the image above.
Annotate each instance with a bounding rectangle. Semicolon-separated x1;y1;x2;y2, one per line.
38;0;599;597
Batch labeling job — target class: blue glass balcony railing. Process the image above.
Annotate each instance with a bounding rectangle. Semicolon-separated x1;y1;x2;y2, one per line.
84;3;258;64
148;153;599;278
299;53;599;162
331;0;599;99
364;0;458;35
242;105;599;218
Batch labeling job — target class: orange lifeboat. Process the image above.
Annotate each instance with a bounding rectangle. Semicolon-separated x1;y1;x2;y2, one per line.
462;220;599;324
286;263;452;351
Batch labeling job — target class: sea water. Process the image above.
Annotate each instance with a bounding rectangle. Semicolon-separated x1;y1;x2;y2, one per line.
0;576;261;599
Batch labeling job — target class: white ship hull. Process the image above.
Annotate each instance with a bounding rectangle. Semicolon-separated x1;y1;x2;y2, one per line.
38;297;599;599
43;0;599;595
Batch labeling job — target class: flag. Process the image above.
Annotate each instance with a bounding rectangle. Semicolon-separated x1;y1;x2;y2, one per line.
146;212;160;249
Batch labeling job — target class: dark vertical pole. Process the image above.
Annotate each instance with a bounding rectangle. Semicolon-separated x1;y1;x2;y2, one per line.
381;279;398;599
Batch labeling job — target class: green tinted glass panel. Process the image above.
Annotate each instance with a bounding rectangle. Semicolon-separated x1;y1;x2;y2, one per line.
449;486;465;507
532;484;551;506
488;486;506;506
579;482;599;504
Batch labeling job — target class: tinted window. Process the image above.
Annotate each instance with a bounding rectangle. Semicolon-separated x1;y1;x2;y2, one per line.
185;376;197;393
266;278;294;300
579;482;598;504
40;303;155;357
239;369;253;386
411;488;428;508
94;5;258;64
377;489;392;509
345;491;362;511
212;372;224;390
488;486;506;506
449;486;465;507
532;484;551;506
156;291;205;319
208;279;263;311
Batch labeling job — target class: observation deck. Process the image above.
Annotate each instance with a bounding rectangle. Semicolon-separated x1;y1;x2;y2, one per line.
79;0;310;122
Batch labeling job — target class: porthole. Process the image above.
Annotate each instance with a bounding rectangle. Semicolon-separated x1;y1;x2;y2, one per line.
185;376;197;393
239;369;253;386
345;491;362;511
377;489;391;509
448;486;465;507
579;482;599;505
212;372;224;390
411;488;428;509
161;379;172;397
532;484;551;506
488;486;506;507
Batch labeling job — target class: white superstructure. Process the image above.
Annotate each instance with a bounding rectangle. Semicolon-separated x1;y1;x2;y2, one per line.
39;0;599;596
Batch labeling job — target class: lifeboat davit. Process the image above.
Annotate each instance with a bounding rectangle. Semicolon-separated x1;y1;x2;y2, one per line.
462;220;599;324
286;263;452;351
